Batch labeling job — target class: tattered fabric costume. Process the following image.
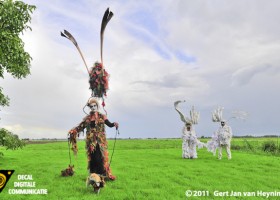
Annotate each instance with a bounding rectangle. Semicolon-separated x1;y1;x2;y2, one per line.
62;8;118;192
181;126;205;158
207;107;233;160
89;62;109;100
69;111;115;180
174;100;205;159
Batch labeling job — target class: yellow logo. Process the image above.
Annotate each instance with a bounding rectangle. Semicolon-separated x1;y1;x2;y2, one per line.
0;170;14;193
0;173;7;189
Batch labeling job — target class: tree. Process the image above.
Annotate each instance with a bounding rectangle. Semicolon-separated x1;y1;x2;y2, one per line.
0;128;25;156
0;0;36;155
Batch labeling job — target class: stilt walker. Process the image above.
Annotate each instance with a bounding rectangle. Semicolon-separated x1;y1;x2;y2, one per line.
207;107;232;160
60;8;119;193
174;100;205;159
207;107;248;160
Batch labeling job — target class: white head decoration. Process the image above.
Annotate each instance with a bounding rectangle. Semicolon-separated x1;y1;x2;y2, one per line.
212;106;224;122
212;106;248;123
174;100;200;126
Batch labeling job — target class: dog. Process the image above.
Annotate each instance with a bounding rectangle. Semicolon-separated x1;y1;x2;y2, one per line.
61;165;74;176
86;173;105;194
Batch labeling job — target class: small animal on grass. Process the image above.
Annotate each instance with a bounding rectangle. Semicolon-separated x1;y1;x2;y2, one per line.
61;165;74;176
86;173;105;194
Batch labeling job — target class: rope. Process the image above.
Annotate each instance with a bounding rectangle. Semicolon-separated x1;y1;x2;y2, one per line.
109;128;119;166
102;97;108;116
67;137;72;165
83;104;89;115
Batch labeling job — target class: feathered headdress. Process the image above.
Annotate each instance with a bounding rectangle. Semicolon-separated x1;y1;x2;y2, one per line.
61;8;114;109
174;100;200;125
212;106;224;122
212;106;248;122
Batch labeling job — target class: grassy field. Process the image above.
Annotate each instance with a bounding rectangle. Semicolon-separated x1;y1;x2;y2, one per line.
0;138;280;200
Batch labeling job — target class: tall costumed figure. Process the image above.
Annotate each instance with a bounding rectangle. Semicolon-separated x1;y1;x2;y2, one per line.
207;107;232;160
174;101;205;159
61;8;119;193
207;107;248;160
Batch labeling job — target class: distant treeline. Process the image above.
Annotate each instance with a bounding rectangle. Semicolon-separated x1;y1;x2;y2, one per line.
232;135;279;138
21;135;279;141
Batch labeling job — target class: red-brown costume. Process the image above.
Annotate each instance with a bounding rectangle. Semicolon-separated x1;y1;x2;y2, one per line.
69;111;116;180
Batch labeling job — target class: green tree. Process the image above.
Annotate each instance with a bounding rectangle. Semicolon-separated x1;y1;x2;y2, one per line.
0;0;36;155
0;128;25;156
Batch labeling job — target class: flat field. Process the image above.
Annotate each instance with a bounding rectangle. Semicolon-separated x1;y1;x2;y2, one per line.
0;138;279;200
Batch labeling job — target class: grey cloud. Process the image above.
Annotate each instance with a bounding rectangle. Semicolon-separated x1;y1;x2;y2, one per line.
2;0;280;139
231;64;279;86
131;73;208;89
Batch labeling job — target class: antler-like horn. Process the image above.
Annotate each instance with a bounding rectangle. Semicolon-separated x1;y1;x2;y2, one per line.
100;8;114;65
62;30;78;46
61;30;90;74
174;100;191;123
190;106;200;124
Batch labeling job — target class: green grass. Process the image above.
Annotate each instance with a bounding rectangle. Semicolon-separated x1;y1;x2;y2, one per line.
0;138;280;200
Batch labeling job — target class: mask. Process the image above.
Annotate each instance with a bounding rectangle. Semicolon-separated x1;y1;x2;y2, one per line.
89;103;98;112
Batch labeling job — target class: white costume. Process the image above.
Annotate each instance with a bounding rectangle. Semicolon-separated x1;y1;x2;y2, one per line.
182;125;205;158
216;122;232;159
174;101;205;159
207;107;232;159
206;131;219;156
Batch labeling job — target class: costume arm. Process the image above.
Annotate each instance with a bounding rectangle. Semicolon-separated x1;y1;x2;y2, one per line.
195;132;206;148
68;117;88;154
105;119;116;128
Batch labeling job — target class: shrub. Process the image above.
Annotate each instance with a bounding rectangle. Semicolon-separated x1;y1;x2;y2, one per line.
231;145;241;150
262;141;278;153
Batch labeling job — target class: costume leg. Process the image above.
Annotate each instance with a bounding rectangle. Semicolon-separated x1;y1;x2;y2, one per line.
90;144;105;174
192;144;198;159
188;141;192;158
182;141;189;158
189;143;197;158
98;137;116;180
218;146;222;159
226;144;231;159
188;149;192;158
182;142;186;158
213;147;217;156
186;141;190;158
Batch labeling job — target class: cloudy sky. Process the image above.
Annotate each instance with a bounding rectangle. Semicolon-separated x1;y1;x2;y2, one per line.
1;0;280;139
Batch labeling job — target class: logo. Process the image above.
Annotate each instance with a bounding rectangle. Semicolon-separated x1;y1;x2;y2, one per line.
0;170;14;193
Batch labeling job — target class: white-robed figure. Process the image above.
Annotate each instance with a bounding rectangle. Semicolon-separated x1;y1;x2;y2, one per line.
207;107;232;159
174;100;205;159
217;120;232;159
